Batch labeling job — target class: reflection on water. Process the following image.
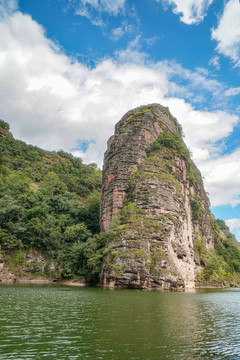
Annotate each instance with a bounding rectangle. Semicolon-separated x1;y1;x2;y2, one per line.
0;285;240;359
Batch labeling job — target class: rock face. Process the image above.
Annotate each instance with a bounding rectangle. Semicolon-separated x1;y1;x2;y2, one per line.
100;104;214;290
0;251;55;283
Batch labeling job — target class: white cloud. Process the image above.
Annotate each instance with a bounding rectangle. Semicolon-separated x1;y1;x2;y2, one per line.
198;149;240;207
144;36;159;47
98;0;125;16
160;0;214;25
0;7;239;208
110;22;136;41
225;218;240;239
225;87;240;97
111;26;125;41
157;60;225;101
226;218;240;231
211;0;240;63
209;55;220;70
0;0;18;17
162;98;238;155
74;0;125;20
66;0;126;27
0;11;168;165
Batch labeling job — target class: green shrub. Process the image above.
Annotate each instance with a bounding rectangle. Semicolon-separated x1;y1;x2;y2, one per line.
146;130;196;185
190;195;204;221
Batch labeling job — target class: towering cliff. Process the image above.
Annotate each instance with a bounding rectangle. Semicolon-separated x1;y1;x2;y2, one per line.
100;104;216;290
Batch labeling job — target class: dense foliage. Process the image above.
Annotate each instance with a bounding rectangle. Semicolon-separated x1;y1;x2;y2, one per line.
0;123;107;282
190;195;204;221
146;131;188;156
194;218;240;285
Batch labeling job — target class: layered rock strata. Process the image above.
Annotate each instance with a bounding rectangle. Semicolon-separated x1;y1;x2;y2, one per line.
100;104;214;290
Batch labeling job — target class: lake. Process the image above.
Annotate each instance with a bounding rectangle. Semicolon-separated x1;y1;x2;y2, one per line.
0;285;240;359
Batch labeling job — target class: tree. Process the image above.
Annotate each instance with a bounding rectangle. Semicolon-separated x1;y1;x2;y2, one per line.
39;172;67;195
0;120;10;130
63;223;92;243
85;190;101;233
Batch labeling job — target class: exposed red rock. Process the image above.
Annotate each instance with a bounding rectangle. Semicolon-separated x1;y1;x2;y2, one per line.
100;104;214;290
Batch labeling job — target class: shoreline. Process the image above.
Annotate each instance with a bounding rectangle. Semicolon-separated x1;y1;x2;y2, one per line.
0;277;238;290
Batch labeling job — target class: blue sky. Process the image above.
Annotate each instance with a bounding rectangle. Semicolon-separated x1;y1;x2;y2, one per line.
0;0;240;239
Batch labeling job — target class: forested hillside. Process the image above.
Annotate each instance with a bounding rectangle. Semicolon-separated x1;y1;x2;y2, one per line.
0;120;108;282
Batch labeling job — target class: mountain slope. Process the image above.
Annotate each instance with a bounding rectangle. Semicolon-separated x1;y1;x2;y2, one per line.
0;119;105;282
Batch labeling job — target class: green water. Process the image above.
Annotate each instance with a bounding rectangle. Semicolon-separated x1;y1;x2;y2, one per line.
0;285;240;359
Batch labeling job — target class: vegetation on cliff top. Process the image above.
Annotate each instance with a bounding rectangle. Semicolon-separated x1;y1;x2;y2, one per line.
146;130;198;186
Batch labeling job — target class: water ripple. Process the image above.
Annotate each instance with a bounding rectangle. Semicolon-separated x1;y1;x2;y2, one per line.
1;286;240;359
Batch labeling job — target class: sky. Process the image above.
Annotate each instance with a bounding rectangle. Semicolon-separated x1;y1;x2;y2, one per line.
0;0;240;239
